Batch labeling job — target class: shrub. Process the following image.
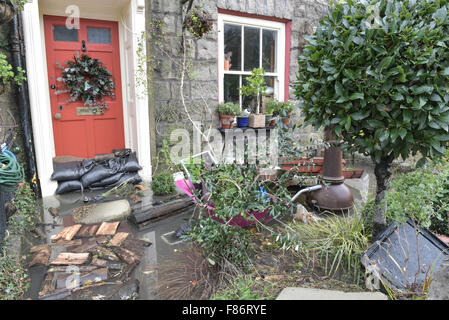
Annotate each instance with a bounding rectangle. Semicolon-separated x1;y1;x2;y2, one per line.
295;0;449;235
151;172;176;196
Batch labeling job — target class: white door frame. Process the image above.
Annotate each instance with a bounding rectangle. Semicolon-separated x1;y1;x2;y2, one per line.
22;0;152;197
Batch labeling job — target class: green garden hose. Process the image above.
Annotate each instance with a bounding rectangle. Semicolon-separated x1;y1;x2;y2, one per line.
0;152;24;192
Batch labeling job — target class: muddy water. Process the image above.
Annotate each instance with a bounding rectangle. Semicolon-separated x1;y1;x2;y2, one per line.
25;187;193;300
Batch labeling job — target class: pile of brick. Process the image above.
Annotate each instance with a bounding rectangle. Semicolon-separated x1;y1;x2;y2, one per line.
29;221;151;300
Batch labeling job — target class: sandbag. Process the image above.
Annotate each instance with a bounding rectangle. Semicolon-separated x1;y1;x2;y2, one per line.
89;172;125;188
51;159;95;182
106;173;142;188
123;153;142;172
56;180;83;195
80;164;113;188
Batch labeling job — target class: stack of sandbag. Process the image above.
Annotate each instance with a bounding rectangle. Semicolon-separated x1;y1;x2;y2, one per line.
51;150;143;195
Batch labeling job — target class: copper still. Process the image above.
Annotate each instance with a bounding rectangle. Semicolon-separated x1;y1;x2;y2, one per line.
307;128;354;212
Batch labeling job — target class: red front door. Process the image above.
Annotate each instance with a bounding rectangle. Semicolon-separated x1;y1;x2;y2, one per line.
44;16;125;159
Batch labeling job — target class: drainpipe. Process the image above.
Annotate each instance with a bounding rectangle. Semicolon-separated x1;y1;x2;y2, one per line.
9;14;40;196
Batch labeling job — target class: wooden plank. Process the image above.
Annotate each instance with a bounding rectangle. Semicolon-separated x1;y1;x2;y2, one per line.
96;222;120;236
111;246;140;265
109;232;129;247
50;252;90;265
76;224;100;238
29;246;51;267
51;224;82;242
130;198;193;224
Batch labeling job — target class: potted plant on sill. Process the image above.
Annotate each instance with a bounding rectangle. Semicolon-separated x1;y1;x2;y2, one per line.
218;102;240;129
265;99;278;127
277;101;295;127
237;109;250;128
239;68;267;128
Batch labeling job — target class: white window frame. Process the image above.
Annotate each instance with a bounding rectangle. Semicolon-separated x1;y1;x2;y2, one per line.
218;13;286;108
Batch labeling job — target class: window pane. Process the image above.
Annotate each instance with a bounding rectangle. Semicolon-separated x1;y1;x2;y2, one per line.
88;28;111;44
53;25;79;42
224;74;240;105
224;24;242;71
244;26;260;71
262;30;277;73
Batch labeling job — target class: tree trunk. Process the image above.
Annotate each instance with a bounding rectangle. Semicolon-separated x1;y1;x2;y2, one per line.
372;154;394;237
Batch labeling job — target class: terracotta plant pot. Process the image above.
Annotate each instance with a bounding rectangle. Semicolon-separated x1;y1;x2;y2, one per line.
219;114;235;129
282;112;293;127
224;60;230;71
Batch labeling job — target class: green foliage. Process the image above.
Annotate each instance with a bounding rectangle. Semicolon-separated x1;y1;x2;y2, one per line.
184;7;213;39
265;100;295;116
211;275;274;300
291;212;370;283
184;163;294;270
151;172;176;196
57;54;115;112
383;164;449;235
239;68;267;99
0;254;29;300
9;183;40;236
295;0;449;164
7;0;27;11
217;102;240;115
0;53;26;86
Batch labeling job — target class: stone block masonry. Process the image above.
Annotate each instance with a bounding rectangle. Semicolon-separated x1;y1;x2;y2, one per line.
148;0;331;153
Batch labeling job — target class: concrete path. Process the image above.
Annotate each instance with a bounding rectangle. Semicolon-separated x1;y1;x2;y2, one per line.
276;287;388;300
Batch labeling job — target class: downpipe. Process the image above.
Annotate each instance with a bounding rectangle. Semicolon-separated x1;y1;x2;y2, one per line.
9;14;40;196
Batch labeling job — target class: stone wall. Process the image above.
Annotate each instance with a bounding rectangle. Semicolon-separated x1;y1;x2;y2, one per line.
148;0;330;152
0;23;22;156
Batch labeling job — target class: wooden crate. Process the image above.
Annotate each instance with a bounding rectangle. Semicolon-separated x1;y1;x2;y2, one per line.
249;114;266;128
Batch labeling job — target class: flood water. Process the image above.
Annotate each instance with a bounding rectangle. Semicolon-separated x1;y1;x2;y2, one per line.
23;158;376;300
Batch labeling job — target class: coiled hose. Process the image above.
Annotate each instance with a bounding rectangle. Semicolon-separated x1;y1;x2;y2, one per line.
0;149;24;192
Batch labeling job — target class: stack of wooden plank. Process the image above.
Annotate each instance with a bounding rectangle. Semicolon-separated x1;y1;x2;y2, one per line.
29;221;151;300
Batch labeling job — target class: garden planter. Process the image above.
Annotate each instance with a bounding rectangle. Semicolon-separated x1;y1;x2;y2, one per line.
219;114;235;129
279;157;323;173
0;2;15;25
342;169;364;179
237;116;249;128
249;114;265;128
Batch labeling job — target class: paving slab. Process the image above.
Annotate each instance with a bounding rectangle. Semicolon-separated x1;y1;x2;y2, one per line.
276;287;388;300
76;199;131;224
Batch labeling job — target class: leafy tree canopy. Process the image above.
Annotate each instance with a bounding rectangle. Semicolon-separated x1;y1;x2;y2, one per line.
295;0;449;165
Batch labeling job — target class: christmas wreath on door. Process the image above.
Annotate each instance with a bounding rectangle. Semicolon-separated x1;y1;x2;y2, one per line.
57;54;115;113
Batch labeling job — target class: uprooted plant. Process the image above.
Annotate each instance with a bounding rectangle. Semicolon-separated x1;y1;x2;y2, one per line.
182;162;295;272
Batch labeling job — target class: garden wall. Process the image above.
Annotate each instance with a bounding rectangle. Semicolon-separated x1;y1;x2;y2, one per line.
148;0;330;153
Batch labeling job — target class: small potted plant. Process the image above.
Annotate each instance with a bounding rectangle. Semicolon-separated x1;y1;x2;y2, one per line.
218;102;240;129
265;99;278;127
239;68;267;128
224;52;232;71
237;109;250;128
